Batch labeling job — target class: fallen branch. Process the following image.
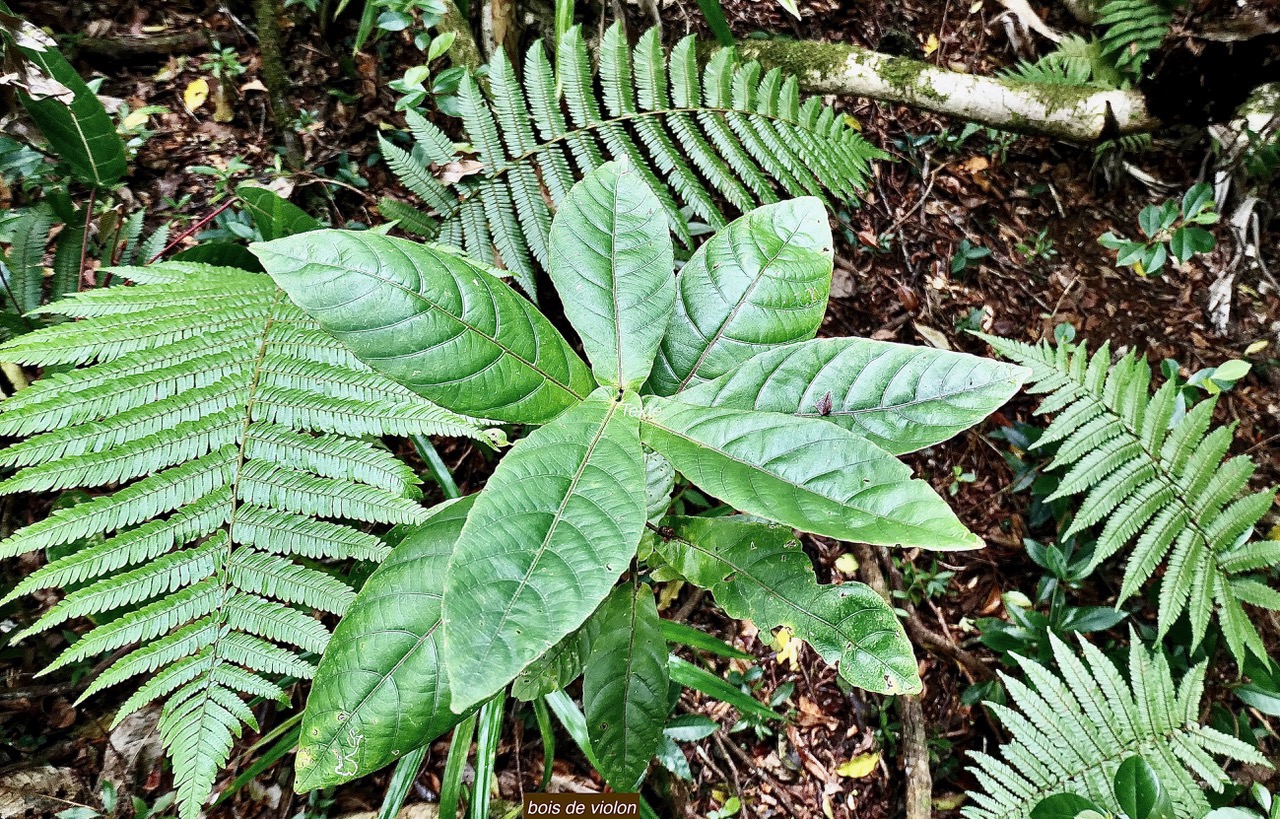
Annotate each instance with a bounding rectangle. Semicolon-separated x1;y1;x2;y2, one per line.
73;32;211;62
727;39;1161;142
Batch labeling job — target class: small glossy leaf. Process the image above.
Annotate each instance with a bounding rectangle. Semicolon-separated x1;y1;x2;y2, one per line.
253;230;595;424
656;516;920;694
442;388;646;712
296;497;474;791
674;338;1028;454
649;198;833;395
641;397;982;549
1114;756;1175;819
1031;793;1105;819
583;583;669;791
547;161;675;389
1181;183;1214;220
663;714;718;742
237;184;323;241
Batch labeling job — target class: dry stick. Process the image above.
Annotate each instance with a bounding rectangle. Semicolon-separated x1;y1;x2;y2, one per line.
852;543;932;819
716;729;802;818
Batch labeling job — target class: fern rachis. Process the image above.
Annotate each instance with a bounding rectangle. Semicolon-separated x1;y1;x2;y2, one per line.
964;633;1268;819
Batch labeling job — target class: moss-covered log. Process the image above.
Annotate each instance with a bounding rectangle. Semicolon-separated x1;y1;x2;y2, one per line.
730;39;1160;142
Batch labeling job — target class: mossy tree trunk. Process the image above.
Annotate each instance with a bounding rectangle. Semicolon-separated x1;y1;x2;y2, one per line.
730;39;1160;142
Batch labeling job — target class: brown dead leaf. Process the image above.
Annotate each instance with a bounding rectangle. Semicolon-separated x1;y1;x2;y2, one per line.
796;696;838;729
438;158;484;184
914;322;952;350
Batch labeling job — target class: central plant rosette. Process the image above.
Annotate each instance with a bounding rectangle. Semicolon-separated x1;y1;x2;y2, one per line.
252;159;1027;792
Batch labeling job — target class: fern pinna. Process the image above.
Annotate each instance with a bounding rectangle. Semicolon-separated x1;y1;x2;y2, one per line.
378;24;885;296
965;634;1266;819
983;335;1280;663
0;262;490;817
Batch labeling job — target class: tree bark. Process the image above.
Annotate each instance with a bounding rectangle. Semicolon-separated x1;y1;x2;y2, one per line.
728;39;1161;142
252;0;302;167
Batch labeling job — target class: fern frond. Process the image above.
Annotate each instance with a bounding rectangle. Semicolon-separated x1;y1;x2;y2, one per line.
382;24;884;294
1000;36;1120;88
1096;0;1173;78
984;334;1279;662
964;634;1268;819
0;263;492;818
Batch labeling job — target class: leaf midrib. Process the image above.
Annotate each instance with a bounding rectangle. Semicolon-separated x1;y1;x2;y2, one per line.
279;250;586;405
677;217;807;392
475;396;622;675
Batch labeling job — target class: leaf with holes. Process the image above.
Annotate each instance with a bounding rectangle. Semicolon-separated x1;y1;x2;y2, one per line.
655;515;919;694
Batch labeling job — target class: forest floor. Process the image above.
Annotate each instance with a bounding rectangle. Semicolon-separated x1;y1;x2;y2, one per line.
2;0;1279;818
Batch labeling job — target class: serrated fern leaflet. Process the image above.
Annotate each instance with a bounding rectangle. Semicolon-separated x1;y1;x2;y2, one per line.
379;24;885;295
0;263;490;818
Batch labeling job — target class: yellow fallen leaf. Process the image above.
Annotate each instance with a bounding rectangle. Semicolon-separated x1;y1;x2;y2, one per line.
183;77;209;113
1245;339;1268;355
923;33;940;56
837;751;880;778
842;114;862;132
122;108;151;130
834;553;859;575
1268;523;1280;541
773;627;800;670
969;0;983;10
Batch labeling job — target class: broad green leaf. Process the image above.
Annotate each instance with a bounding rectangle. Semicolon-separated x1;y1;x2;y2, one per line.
583;583;669;791
656;516;920;694
547;161;675;390
253;230;595;424
675;338;1029;454
1114;756;1175;819
9;13;126;188
511;616;600;701
237;184;323;241
442;388;646;711
641;397;982;550
295;497;474;791
648;198;833;395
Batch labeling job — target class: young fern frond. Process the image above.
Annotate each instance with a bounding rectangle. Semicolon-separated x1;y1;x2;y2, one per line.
0;263;492;818
964;634;1267;819
1000;36;1120;88
1096;0;1174;79
983;335;1280;663
380;24;885;296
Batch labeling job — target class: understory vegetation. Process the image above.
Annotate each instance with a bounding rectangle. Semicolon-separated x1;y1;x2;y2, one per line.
0;1;1277;819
